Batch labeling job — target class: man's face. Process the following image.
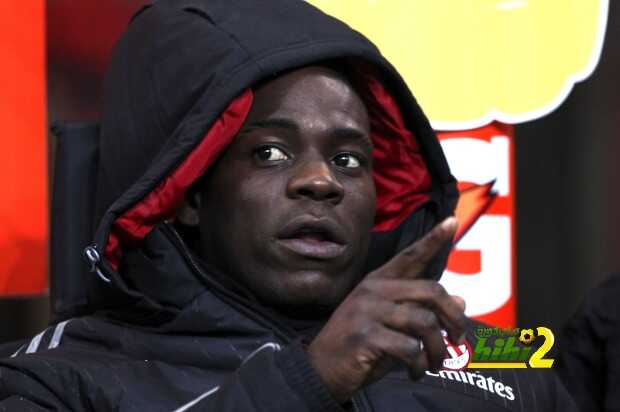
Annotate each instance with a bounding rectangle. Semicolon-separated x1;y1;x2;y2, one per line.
198;66;376;315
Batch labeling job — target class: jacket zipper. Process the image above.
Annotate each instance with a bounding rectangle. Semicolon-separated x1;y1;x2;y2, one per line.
160;222;295;341
161;222;371;412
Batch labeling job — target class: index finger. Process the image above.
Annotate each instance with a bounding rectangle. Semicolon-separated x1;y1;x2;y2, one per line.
369;217;458;280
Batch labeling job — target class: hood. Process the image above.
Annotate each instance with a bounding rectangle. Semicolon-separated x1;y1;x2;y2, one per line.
87;0;458;319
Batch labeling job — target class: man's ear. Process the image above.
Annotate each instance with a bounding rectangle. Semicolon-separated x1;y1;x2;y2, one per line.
176;190;201;227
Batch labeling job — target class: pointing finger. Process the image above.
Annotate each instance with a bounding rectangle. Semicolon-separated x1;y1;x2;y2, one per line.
369;217;458;280
450;295;466;313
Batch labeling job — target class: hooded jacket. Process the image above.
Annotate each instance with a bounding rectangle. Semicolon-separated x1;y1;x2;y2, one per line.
0;1;577;411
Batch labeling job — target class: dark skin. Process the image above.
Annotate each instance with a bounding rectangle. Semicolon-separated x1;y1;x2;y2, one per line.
197;66;466;402
199;66;376;314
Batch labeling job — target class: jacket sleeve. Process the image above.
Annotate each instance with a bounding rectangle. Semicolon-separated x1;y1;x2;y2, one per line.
0;364;73;411
178;340;349;412
549;370;581;412
0;345;123;412
0;341;346;412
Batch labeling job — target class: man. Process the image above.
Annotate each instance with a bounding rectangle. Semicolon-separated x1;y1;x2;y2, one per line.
0;0;576;410
557;272;620;411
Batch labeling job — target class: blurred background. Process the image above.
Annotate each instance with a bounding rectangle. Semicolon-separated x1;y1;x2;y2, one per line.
1;0;619;343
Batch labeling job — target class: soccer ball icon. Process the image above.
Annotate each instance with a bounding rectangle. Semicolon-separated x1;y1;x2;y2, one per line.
519;329;536;345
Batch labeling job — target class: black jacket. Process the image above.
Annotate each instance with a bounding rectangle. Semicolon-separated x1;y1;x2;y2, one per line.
556;273;620;412
0;1;577;410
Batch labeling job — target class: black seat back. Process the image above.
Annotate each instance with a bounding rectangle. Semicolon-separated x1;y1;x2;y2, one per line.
50;122;100;321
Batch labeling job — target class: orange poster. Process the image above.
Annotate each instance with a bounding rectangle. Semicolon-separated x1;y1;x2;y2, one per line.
438;124;515;328
0;1;47;295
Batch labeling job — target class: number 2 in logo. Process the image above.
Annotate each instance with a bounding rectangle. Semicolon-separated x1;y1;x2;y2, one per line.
528;327;555;368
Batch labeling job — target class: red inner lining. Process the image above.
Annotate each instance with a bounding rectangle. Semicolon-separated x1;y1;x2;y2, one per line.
105;74;431;270
354;69;432;231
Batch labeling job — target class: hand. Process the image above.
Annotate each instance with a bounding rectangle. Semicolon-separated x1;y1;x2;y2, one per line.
307;217;466;403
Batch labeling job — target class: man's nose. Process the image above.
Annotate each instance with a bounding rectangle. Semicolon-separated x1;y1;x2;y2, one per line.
286;160;344;204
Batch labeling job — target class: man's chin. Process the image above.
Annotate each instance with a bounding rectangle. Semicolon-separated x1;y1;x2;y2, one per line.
267;298;339;320
256;275;350;319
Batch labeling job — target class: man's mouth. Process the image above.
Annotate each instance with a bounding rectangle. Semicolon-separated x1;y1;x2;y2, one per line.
276;218;348;260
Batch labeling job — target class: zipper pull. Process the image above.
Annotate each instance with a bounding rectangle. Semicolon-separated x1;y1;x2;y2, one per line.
84;245;111;283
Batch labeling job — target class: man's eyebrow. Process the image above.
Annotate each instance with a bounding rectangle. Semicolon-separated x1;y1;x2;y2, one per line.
331;127;374;151
240;117;373;149
241;118;299;133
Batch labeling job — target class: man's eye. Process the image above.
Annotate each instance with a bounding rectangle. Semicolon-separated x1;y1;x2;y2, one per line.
255;146;289;162
332;153;361;168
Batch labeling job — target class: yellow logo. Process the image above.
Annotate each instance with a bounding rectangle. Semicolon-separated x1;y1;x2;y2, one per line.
469;326;555;368
307;0;608;130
